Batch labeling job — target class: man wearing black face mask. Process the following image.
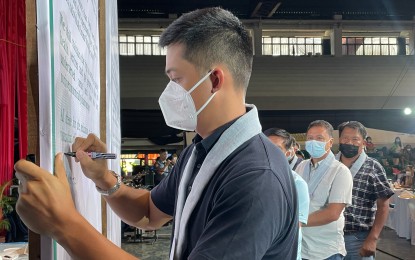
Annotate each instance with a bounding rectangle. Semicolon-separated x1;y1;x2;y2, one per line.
336;121;394;260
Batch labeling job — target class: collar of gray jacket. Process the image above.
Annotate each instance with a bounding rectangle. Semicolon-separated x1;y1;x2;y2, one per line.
170;104;262;260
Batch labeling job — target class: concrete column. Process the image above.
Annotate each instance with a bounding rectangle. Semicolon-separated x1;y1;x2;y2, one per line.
331;15;343;57
409;18;415;55
253;22;263;56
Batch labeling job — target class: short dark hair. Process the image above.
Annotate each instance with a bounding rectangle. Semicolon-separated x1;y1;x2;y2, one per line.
159;149;167;154
159;7;253;90
263;128;295;150
338;121;367;139
307;120;334;138
294;141;300;150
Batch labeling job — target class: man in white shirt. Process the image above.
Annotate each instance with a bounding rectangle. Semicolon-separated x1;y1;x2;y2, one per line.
296;120;353;260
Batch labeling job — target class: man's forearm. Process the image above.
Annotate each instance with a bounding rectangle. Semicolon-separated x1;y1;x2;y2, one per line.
104;184;152;228
56;214;139;260
367;198;390;240
305;203;345;227
306;208;338;226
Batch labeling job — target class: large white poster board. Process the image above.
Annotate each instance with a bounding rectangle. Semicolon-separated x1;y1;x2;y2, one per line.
37;0;102;259
105;0;122;245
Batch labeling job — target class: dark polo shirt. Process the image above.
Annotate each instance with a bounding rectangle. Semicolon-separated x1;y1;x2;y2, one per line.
151;121;298;260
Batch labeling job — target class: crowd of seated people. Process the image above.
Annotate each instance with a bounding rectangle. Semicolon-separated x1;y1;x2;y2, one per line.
365;136;415;183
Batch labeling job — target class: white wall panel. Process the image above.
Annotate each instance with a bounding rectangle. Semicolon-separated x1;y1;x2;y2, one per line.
120;55;415;110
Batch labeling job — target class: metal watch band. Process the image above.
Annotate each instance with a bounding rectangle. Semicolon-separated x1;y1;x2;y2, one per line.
95;171;121;196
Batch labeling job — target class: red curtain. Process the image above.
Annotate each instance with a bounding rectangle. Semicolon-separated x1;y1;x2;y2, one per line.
0;0;27;185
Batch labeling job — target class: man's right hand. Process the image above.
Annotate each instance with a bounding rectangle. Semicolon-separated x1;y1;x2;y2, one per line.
72;133;109;183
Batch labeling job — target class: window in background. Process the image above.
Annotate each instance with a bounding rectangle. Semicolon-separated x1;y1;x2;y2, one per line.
119;35;135;56
406;38;412;55
342;37;409;55
262;37;322;56
119;34;166;56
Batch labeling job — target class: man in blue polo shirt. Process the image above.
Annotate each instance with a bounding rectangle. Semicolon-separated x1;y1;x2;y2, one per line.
14;7;299;260
264;128;310;260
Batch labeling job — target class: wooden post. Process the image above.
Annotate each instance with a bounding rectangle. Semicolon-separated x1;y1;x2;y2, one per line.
26;0;41;258
98;0;108;237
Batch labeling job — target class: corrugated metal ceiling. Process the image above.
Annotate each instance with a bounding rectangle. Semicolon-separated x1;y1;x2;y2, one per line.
117;0;415;20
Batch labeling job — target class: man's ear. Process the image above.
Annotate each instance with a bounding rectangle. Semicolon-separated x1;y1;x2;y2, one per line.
328;138;334;148
210;69;224;93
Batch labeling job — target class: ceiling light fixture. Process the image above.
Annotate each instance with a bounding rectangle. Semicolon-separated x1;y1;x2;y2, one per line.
404;107;412;115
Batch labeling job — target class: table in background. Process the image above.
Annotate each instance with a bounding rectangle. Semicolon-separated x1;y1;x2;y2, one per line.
386;190;415;245
0;242;28;259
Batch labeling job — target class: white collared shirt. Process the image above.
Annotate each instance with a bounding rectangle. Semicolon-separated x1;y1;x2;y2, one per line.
296;156;353;259
289;155;298;170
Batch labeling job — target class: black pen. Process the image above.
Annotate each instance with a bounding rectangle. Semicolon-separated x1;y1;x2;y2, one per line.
64;152;117;159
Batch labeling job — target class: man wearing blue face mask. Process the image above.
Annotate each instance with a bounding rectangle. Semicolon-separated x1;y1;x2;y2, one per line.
336;121;394;260
295;120;353;260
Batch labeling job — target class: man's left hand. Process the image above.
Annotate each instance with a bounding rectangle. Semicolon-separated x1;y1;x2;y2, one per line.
14;153;78;238
359;237;377;257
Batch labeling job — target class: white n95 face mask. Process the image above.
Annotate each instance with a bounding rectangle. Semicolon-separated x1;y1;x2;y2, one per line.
158;70;215;131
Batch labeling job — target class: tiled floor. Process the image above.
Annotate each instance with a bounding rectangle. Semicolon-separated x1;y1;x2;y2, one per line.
377;227;415;260
122;226;415;259
122;225;171;260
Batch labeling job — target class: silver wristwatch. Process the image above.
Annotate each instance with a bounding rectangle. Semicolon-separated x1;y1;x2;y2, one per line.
95;171;121;196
